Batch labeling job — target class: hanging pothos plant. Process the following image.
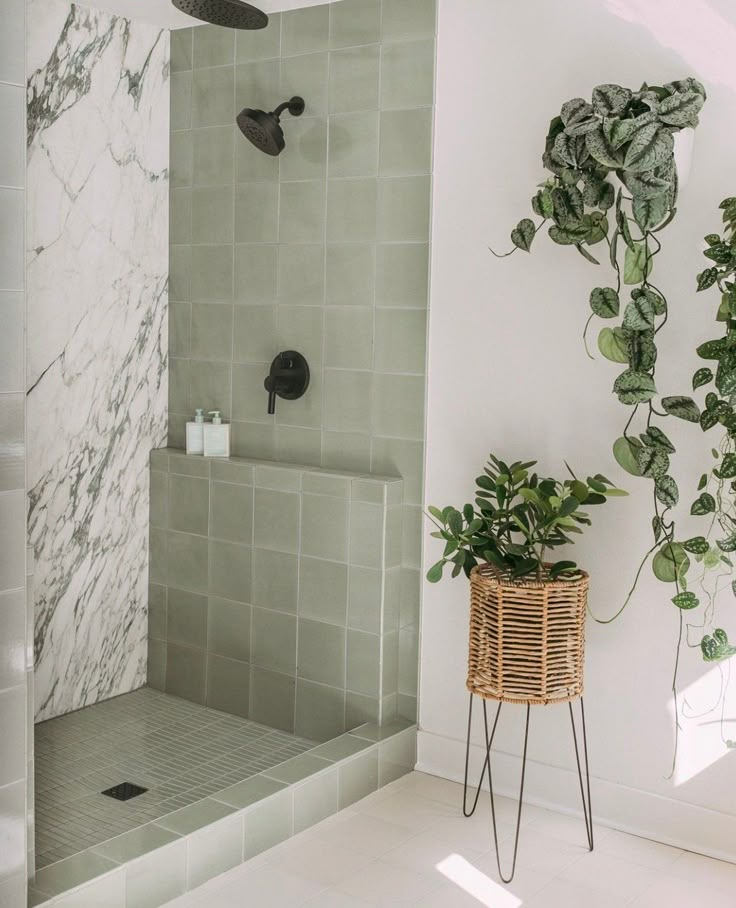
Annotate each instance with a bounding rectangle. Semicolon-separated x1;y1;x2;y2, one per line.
492;78;713;763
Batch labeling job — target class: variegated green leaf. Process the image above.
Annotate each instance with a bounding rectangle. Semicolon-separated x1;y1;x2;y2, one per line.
592;83;633;117
623;122;674;173
613;369;656;405
658;90;705;127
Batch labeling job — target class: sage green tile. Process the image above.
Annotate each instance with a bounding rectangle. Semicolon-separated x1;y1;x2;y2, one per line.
347;629;380;697
324;308;373;369
212;460;254;484
301;472;350;497
236;13;281;61
371;436;423;504
378;728;416;786
326;179;377;242
323;370;372;434
372;372;425;439
275;426;322;466
253;547;298;613
400;566;421;627
169;453;211;477
276;305;324;367
243;790;292;858
192;187;234;243
208;596;251;660
265;753;332;785
351;478;386;504
379;108;433;175
295;679;346;742
189;360;232;417
169;473;209;535
167;588;208;647
170;302;191;357
374;308;427;373
251;608;297;675
279;116;327;181
235;182;279;243
206;653;250;717
235;244;278;304
190;303;233;360
300;494;349;561
254;488;300;552
168;531;209;592
329;45;380;114
0;291;23;392
236;135;280;182
148;637;166;690
382;0;437;40
347;566;382;634
148;583;167;639
150;448;170;471
376;243;428;307
210;481;253;544
378;175;431;242
280;52;328;117
124;840;187;908
32;852;119;898
311;733;372;762
255;464;302;491
293;767;338;834
190;245;233;301
149;528;167;585
157;799;236;836
282;5;329;56
329;0;381;48
401;504;422;568
171;72;192;131
328;111;379;178
171;131;193;187
277;245;325;306
235;58;281;118
249;666;296;732
380;39;435;109
232;305;276;365
193;125;234;186
349;501;384;569
170;189;191;244
170;246;192;302
166;643;207;703
399;625;419;695
187;815;244;889
273;368;323;430
385;505;403;568
382;629;400;695
232;363;272;423
93;824;181;863
322;431;371;473
171;27;193;73
209;540;252;602
298;618;345;686
279;181;326;244
325;245;375;306
338;747;378;808
193;24;235;68
345;691;379;728
0;394;23;492
193;66;235;128
214;774;286;809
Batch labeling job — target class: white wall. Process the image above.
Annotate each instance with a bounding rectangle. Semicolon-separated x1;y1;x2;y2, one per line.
421;0;736;860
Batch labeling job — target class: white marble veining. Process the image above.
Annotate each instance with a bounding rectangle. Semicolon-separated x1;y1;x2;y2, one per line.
26;0;169;721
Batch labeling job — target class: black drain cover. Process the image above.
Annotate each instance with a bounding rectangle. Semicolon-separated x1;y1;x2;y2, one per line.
101;782;148;801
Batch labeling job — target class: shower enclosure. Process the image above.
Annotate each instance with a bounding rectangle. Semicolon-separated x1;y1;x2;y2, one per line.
23;0;435;904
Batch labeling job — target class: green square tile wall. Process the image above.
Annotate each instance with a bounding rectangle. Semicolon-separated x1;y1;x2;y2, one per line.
149;450;404;738
167;0;433;722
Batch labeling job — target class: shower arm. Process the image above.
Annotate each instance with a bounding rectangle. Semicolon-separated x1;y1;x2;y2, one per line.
272;97;305;120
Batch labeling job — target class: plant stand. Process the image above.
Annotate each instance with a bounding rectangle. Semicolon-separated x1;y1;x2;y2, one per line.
461;564;594;883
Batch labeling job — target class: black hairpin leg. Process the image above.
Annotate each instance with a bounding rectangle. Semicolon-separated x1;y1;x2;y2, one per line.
462;693;594;884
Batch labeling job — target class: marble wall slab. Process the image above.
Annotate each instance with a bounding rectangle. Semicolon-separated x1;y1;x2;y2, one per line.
27;0;170;721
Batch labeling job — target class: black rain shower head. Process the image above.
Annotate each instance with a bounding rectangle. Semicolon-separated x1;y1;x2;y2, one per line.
171;0;268;30
236;97;305;156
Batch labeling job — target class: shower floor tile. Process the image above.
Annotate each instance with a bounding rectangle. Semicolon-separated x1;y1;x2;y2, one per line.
34;687;316;870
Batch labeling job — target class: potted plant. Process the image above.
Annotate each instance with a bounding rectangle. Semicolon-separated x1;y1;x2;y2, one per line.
427;454;626;704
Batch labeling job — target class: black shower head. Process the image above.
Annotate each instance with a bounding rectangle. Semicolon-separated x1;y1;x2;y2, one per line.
171;0;268;29
236;97;305;156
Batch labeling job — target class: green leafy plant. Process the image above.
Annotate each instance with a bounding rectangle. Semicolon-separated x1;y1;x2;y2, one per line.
426;454;626;584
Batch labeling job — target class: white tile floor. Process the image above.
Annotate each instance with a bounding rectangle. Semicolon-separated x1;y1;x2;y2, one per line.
162;771;736;907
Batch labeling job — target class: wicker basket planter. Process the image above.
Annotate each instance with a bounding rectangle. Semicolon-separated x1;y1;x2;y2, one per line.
467;563;590;705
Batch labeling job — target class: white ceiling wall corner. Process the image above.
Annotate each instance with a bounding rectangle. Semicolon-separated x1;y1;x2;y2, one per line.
78;0;341;30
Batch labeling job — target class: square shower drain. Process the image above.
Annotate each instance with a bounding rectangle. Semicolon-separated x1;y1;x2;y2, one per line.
101;782;149;801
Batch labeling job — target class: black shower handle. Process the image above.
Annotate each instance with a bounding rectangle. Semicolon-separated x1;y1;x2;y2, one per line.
264;351;310;415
